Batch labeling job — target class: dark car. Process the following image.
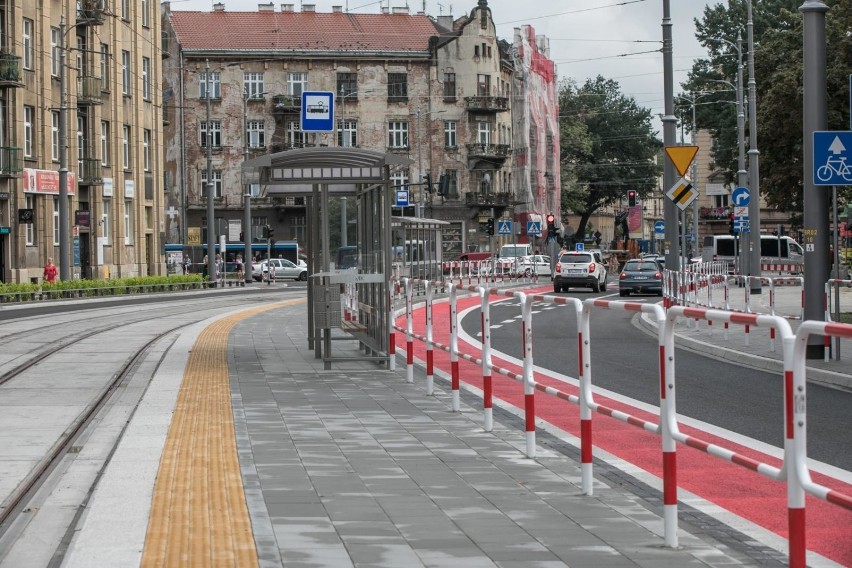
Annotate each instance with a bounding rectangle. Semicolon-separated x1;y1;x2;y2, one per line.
619;259;663;297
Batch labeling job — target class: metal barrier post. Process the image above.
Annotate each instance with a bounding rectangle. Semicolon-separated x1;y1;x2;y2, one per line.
448;283;460;412
579;301;594;495
404;278;414;383
478;287;493;432
518;292;536;458
787;325;806;568
388;284;396;371
425;280;434;396
661;307;679;548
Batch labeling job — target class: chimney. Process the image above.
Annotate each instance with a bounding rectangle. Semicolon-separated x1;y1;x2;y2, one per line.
332;5;342;13
437;15;453;29
381;6;389;14
258;2;274;11
392;6;409;14
281;3;294;11
213;2;225;11
302;3;315;11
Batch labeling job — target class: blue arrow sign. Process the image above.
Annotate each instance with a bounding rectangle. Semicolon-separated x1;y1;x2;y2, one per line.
497;220;512;235
300;91;335;132
813;131;852;186
654;220;665;234
731;186;750;206
527;221;541;236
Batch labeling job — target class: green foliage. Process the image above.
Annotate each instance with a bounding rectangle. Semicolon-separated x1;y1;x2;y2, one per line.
559;77;662;239
684;0;851;217
0;274;204;303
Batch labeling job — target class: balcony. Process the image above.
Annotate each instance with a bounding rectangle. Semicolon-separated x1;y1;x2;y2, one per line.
77;76;103;105
463;96;509;113
0;147;22;177
0;52;23;87
466;143;511;161
78;157;103;185
700;206;731;221
464;191;513;207
77;0;107;25
272;95;301;114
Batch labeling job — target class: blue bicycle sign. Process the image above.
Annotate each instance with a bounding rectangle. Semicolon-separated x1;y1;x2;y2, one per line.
813;131;852;186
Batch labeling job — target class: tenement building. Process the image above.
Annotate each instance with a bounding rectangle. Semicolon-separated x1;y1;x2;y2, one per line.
161;0;559;259
0;0;165;283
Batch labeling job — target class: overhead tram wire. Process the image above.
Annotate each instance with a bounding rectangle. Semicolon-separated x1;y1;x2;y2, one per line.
496;0;649;26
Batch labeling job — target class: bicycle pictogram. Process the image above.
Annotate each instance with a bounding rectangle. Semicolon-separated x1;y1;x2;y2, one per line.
816;155;852;183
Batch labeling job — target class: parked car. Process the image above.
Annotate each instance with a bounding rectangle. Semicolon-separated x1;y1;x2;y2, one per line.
553;251;607;293
619;258;663;297
257;258;307;281
517;254;552;277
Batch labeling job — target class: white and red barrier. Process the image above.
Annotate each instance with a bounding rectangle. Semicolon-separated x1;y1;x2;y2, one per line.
823;278;852;362
392;277;852;565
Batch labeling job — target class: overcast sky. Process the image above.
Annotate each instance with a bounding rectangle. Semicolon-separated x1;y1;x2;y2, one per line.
167;0;716;136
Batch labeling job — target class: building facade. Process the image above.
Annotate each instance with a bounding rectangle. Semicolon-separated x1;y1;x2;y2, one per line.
0;0;165;283
161;0;559;260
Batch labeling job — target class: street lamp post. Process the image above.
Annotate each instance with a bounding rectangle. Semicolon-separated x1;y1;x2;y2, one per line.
205;60;217;286
242;89;267;284
58;17;70;281
746;0;762;293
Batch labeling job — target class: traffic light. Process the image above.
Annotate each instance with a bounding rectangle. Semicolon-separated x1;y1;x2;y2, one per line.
628;190;637;207
267;225;275;239
729;213;736;235
261;225;270;239
424;173;432;193
437;174;448;197
486;218;495;236
546;213;555;232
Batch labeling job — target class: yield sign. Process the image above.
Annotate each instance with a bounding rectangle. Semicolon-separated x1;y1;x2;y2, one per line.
666;176;698;210
665;145;699;177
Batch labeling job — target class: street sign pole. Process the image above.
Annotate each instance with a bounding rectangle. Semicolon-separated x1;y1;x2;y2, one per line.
661;0;680;280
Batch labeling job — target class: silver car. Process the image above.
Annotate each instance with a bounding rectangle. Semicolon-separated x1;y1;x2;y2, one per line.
259;258;307;281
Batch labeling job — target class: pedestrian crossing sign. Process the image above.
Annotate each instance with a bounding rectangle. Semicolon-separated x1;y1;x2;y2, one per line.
497;220;512;235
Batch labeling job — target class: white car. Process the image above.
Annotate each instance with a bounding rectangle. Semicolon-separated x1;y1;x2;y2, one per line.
553;251;607;293
256;258;307;281
517;255;552;277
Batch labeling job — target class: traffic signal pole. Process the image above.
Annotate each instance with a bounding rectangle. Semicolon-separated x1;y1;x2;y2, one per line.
661;1;680;277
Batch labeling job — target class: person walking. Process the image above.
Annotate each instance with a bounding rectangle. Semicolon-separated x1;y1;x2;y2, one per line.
43;258;58;284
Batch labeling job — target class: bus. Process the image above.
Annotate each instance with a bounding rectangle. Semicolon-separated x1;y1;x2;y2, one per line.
166;241;300;274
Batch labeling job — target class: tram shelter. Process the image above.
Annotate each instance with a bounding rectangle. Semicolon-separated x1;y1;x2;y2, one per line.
242;147;411;369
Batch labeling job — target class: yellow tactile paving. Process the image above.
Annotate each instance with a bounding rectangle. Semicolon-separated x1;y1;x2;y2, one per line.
141;299;304;567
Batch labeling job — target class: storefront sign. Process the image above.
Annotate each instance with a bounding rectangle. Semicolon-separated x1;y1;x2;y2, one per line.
23;168;76;196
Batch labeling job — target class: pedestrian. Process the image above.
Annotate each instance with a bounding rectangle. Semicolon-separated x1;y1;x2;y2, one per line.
43;258;58;284
202;255;208;279
184;255;192;274
235;255;244;281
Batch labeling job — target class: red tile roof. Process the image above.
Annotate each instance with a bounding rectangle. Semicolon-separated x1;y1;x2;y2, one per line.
169;11;438;53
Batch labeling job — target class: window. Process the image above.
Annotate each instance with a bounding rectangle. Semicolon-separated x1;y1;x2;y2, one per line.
142;57;151;100
337;120;357;147
287;72;307;96
337;72;357;98
199;71;220;99
101;121;110;166
100;44;109;90
477;122;491;145
23;18;34;70
77;116;85;170
121;50;131;95
51;27;60;77
26;195;35;245
52;112;60;161
390;169;409;193
121;0;129;20
141;0;149;27
53;198;60;246
143;129;151;171
285;121;306;148
388;121;408;149
477;74;490;97
243;72;264;99
713;194;730;208
122;124;131;169
387;72;407;102
444;121;457;148
443;169;459;199
76;36;85;80
24;106;34;158
443;72;456;98
200;121;222;148
102;204;111;245
201;170;223;198
247;121;264;149
124;201;133;244
249;183;261;198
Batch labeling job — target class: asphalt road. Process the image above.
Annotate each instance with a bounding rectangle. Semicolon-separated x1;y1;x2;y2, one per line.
463;287;852;472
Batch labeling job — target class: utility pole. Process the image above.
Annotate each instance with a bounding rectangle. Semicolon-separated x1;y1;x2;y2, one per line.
416;107;423;218
242;89;253;284
205;60;217;286
746;0;762;293
58;17;70;281
662;1;680;277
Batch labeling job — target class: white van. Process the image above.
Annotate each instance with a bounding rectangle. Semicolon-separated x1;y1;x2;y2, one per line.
701;235;804;273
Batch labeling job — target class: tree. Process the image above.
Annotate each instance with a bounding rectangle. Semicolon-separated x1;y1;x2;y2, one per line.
683;0;851;217
559;77;661;241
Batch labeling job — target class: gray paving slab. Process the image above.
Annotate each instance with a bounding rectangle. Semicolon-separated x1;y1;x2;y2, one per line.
227;304;787;567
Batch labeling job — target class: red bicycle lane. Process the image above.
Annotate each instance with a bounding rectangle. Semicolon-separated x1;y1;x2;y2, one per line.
394;291;852;566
